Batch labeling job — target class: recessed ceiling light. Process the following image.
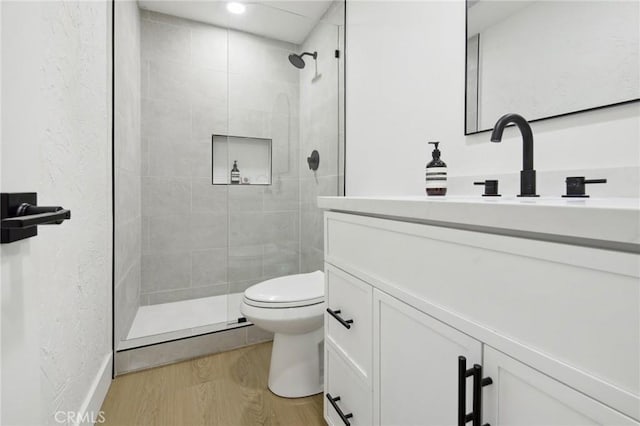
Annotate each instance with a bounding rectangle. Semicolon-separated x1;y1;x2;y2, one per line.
227;2;246;14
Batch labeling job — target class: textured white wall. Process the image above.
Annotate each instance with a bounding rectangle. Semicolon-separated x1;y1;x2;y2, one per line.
476;1;639;130
345;1;640;197
1;1;112;425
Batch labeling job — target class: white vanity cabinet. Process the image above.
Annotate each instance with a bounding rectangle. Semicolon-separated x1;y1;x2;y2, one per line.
321;206;640;426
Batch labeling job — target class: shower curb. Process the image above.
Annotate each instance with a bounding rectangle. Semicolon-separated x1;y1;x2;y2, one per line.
114;324;273;375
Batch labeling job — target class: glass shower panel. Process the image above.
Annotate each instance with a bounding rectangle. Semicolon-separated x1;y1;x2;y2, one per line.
225;27;303;323
115;8;234;349
184;19;232;331
225;2;345;323
299;9;343;275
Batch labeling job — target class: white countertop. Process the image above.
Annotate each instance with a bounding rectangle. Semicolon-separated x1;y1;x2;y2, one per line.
318;196;640;251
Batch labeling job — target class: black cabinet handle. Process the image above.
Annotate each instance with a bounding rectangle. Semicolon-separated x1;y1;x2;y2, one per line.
458;356;475;426
326;393;353;426
327;308;354;329
472;364;493;426
459;356;493;426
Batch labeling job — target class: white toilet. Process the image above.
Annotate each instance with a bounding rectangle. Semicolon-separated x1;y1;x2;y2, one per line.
240;270;325;398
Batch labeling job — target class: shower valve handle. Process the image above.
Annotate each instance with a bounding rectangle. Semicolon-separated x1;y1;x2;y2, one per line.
307;150;320;171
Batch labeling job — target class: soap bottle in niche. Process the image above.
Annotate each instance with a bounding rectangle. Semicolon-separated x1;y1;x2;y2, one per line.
231;160;240;184
425;141;447;196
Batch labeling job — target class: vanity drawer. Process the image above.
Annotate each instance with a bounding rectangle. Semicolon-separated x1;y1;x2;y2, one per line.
325;342;372;426
325;264;372;378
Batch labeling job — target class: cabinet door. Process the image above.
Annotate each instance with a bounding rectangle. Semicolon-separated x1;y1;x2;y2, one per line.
483;346;639;426
373;289;482;426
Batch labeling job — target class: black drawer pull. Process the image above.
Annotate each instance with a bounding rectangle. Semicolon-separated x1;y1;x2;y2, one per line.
327;308;354;329
326;393;353;426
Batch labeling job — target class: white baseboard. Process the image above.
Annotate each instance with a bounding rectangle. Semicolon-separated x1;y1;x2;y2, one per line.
75;352;112;426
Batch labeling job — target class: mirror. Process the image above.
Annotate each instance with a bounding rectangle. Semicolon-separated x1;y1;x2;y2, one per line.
465;0;640;134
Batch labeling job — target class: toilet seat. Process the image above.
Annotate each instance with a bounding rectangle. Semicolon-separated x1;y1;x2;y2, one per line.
243;270;324;309
243;296;324;309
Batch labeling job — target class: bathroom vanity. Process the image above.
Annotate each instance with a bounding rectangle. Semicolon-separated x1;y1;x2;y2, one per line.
319;196;640;425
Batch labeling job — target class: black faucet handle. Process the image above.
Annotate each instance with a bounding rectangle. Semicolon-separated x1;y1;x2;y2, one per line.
474;180;501;197
563;176;607;198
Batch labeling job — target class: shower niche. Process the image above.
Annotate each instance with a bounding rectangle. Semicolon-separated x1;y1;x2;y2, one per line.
212;134;272;185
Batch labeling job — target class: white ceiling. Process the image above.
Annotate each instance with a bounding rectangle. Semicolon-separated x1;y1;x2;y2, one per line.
137;0;334;44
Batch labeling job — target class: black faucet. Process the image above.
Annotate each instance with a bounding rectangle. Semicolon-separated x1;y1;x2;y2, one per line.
490;113;538;197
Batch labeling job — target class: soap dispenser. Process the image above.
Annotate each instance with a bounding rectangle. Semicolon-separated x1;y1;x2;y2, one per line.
425;141;447;196
231;160;240;184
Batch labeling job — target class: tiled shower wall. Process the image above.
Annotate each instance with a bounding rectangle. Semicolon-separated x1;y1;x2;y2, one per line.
114;1;142;343
140;11;302;304
299;4;345;272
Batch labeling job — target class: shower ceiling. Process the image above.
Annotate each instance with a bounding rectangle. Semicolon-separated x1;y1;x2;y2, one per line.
137;0;333;44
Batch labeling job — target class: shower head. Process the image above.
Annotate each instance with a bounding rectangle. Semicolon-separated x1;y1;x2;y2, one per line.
288;54;305;69
288;51;317;69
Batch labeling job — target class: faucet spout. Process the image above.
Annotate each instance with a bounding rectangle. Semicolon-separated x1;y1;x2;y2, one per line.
490;113;538;197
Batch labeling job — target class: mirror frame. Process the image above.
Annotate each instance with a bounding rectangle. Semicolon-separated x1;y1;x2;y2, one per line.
464;0;640;136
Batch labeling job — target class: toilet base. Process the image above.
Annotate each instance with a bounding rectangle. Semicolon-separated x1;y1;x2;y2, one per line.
268;328;324;398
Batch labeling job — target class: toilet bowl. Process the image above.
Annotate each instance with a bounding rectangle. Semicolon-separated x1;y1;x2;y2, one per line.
240;270;325;398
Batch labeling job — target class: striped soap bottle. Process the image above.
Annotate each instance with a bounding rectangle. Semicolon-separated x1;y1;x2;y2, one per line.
425;141;447;196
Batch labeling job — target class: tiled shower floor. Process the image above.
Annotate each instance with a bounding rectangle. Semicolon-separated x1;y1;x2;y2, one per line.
121;293;246;348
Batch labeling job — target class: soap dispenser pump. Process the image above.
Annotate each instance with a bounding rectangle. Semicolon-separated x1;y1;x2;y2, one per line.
426;141;447;196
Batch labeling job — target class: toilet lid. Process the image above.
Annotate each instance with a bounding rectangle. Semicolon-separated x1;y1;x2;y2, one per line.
244;270;324;308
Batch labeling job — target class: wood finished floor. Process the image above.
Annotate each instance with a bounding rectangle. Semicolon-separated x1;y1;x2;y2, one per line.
101;342;325;426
